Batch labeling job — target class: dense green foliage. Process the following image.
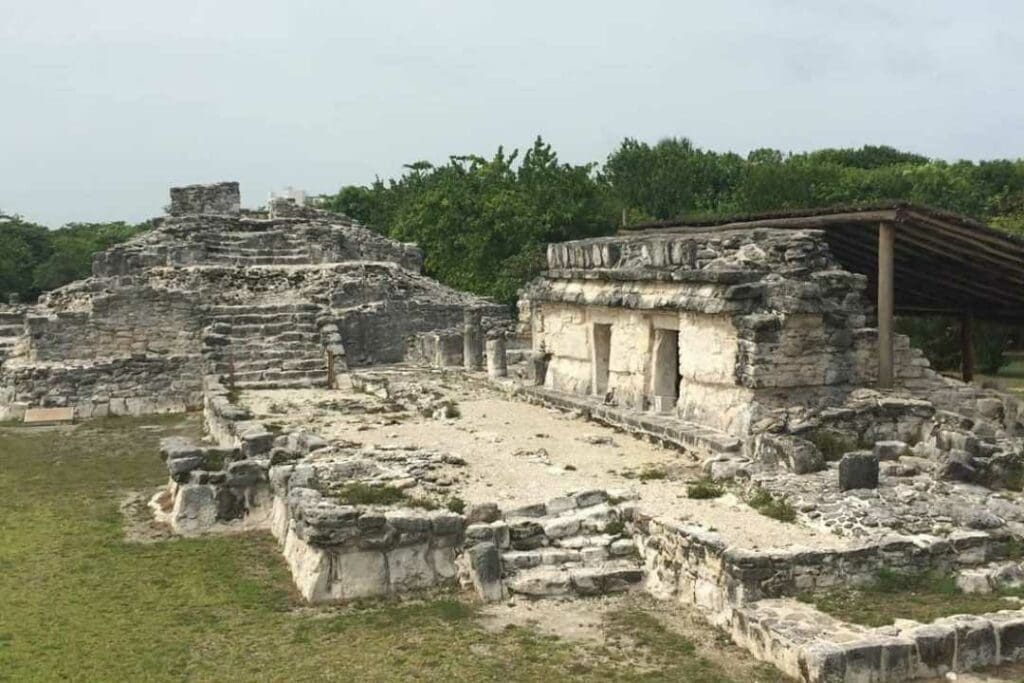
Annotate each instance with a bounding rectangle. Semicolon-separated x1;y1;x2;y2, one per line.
0;215;147;303
322;138;613;303
323;137;1024;303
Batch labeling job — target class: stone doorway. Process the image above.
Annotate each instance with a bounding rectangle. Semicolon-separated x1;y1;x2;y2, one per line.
651;328;680;413
592;323;612;396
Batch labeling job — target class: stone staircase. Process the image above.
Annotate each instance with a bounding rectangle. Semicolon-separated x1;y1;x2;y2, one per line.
200;230;314;266
465;489;645;600
202;303;328;389
0;310;26;365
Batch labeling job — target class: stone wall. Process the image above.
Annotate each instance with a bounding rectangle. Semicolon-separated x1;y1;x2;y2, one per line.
169;181;240;216
337;301;509;366
635;515;1013;632
25;287;202;361
0;355;202;419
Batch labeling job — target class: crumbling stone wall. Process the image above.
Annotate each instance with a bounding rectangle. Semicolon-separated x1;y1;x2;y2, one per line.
25;288;202;361
338;300;509;366
0;181;511;419
0;355;202;419
169;181;240;216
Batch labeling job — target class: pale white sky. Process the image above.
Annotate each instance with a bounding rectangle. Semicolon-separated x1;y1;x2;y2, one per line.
2;0;1023;226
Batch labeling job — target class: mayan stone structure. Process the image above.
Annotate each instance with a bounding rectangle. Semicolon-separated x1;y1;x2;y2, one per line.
6;185;1024;682
0;182;507;420
520;227;1022;479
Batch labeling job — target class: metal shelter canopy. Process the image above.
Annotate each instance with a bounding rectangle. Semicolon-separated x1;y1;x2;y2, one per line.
623;203;1024;323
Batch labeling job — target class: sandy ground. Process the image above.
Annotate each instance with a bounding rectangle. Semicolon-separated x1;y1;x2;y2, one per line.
478;591;786;681
241;375;847;551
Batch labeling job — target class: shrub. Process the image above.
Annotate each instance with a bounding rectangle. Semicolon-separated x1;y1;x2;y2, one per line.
686;479;724;499
747;487;796;523
335;483;407;506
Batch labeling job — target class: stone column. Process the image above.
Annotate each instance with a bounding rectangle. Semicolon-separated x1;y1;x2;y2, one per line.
877;222;895;388
486;337;507;378
463;310;483;371
961;310;975;383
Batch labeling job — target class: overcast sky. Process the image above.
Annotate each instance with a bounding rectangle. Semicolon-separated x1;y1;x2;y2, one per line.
2;0;1023;226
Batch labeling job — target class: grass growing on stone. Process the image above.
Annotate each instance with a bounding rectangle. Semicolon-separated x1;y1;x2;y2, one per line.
0;414;784;681
686;479;724;500
747;487;797;523
799;569;1024;627
335;482;408;506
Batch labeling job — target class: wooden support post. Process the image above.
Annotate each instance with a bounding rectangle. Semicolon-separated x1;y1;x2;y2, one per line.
877;222;895;388
961;310;975;383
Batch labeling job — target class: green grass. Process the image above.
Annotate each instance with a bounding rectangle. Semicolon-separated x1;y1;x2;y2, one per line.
0;414;783;682
800;569;1024;627
686;479;724;500
334;482;408;506
747;488;797;523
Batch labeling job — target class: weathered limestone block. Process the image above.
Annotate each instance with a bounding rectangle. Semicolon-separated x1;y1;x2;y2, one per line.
463;310;483;370
467;542;504;602
171;484;218;534
485;337;507;378
169;181;240;215
838;451;879;491
753;434;824;474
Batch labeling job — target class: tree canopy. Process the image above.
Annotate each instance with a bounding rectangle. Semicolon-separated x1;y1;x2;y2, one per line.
0;216;148;304
323;137;1024;303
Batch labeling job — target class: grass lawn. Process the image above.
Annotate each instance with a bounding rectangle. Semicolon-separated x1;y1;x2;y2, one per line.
0;414;785;682
978;355;1024;395
799;569;1024;628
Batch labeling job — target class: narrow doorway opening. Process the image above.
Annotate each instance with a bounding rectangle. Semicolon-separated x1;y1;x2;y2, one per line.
592;323;612;396
651;329;680;413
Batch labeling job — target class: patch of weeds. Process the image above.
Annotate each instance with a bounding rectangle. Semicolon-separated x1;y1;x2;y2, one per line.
807;429;857;461
627;465;668;481
445;497;466;514
801;569;1024;627
604;519;625;536
686;478;724;499
1002;536;1024;560
747;487;796;523
335;483;407;506
405;496;439;510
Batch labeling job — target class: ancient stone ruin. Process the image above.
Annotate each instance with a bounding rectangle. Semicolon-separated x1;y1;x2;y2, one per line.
4;187;1024;682
0;181;506;420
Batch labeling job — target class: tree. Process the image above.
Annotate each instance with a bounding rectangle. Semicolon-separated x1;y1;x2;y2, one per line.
323;137;615;303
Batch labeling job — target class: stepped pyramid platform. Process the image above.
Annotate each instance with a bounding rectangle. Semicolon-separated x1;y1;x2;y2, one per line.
0;181;509;420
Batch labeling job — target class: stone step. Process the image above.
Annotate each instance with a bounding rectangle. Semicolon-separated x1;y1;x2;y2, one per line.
227;368;326;383
207;313;319;325
205;350;324;365
505;561;644;599
0;324;23;336
233;377;329;390
203;345;324;359
211;358;325;374
205;254;312;264
209;332;319;346
205;242;306;251
208;322;318;336
0;313;25;324
207;303;320;315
